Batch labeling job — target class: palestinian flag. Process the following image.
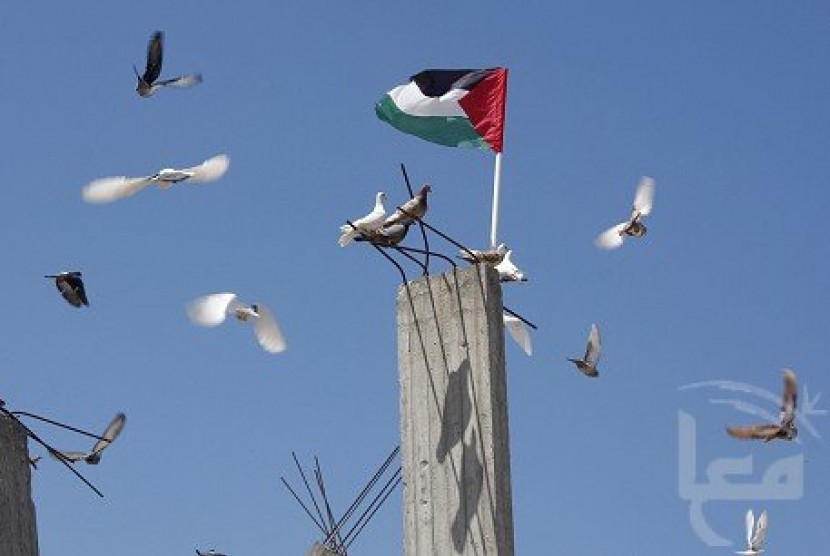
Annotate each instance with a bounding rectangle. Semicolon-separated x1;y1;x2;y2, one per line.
375;68;507;153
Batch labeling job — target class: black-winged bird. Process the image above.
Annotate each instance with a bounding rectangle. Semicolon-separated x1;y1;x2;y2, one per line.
45;271;89;308
134;31;202;97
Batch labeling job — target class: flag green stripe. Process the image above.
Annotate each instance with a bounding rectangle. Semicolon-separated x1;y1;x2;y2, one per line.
375;94;490;150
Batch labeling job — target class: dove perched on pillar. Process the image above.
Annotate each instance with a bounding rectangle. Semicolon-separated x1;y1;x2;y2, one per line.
44;271;89;307
382;184;431;228
494;250;526;282
187;293;287;354
596;176;656;250
134;31;202;97
735;509;768;555
568;324;601;377
52;413;126;465
354;222;411;247
459;243;508;265
727;370;798;442
82;154;230;204
339;192;387;246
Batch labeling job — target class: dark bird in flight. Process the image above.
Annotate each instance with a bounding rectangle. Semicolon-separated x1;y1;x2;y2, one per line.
196;550;227;556
45;271;89;308
727;370;798;442
52;412;126;465
568;323;601;377
382;184;431;228
596;176;656;249
134;31;202;97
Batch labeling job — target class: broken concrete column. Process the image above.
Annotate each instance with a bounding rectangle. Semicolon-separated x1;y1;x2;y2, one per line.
397;265;514;555
0;413;39;556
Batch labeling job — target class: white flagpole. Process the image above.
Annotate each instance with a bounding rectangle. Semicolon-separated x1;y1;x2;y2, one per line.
489;152;503;248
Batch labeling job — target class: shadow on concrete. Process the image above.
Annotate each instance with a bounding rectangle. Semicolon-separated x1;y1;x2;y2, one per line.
452;429;483;552
436;359;472;464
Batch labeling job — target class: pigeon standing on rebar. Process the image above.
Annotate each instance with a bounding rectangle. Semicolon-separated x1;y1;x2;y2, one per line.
187;292;287;354
382;184;431;228
568;324;601;377
338;192;387;246
595;176;656;250
459;243;508;265
134;31;202;97
52;413;126;465
735;509;768;555
82;154;230;204
44;271;89;308
354;221;411;247
494;250;527;282
727;370;798;442
503;313;532;356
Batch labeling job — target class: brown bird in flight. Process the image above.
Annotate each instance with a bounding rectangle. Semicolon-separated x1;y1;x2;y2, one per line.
727;369;798;442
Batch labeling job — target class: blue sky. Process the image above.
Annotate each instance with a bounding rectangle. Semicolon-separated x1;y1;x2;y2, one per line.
1;1;828;554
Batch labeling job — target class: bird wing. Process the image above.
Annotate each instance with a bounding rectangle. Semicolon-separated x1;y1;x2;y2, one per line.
156;73;203;88
751;510;768;549
50;450;88;463
585;324;601;366
143;31;164;83
252;303;287;354
595;222;628;250
503;313;532;356
65;274;89;306
187;293;242;327
91;412;126;455
780;369;798;424
182;154;230;183
726;424;780;440
632;176;656;216
744;509;755;548
82;176;155;204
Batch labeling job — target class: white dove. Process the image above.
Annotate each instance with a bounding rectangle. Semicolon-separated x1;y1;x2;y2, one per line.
82;154;230;204
595;176;656;249
187;293;286;354
339;192;387;246
735;509;768;555
503;313;532;356
494;250;527;282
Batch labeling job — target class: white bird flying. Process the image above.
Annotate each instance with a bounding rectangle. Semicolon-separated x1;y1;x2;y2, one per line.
382;184;431;228
503;313;532;356
339;192;387;246
134;31;202;97
459;243;508;265
494;250;527;282
568;324;601;377
735;509;768;555
52;413;126;465
82;154;230;204
595;176;656;250
187;293;286;354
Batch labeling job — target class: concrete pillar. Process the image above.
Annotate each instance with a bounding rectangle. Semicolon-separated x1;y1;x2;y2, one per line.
0;414;39;556
397;265;514;556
